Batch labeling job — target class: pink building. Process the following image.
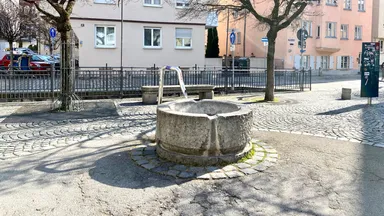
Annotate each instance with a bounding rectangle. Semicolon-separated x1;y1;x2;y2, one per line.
217;0;372;71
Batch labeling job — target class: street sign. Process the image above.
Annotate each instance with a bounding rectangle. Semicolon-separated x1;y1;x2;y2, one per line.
297;29;308;41
298;41;306;48
49;27;57;38
261;37;268;42
230;44;235;51
288;38;295;42
361;42;380;98
230;30;236;45
300;50;306;53
263;42;268;46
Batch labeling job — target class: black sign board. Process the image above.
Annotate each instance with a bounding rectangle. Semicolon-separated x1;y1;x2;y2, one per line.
361;42;380;98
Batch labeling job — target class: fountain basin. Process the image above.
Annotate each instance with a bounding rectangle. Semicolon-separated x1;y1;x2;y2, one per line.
156;99;253;166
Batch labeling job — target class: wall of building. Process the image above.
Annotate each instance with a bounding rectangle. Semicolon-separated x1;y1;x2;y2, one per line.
71;19;205;67
217;0;373;71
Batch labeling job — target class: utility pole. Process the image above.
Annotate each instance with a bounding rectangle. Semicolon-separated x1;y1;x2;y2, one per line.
120;0;124;96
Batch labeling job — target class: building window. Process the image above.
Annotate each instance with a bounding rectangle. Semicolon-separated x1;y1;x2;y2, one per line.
144;27;161;48
144;0;161;6
380;41;383;53
344;0;351;9
358;0;365;11
341;24;348;39
94;0;115;4
326;22;336;38
236;32;241;44
302;21;312;37
354;26;362;40
175;28;192;48
175;0;189;8
317;25;321;38
326;0;337;5
341;56;349;69
321;56;329;69
95;26;116;48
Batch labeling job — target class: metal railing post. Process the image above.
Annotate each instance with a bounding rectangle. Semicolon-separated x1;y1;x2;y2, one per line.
105;63;109;92
51;63;54;102
309;68;312;91
120;64;123;98
153;64;156;86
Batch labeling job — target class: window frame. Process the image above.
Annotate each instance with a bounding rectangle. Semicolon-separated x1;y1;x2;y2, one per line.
302;21;313;37
175;0;190;8
344;0;351;9
94;25;117;48
175;28;192;49
326;0;337;6
321;56;329;69
341;56;349;69
143;27;162;49
236;32;241;44
317;25;321;38
358;0;365;11
341;24;348;39
143;0;162;7
354;25;362;40
326;22;337;38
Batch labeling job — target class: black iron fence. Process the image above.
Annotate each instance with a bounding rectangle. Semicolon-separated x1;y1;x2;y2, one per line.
0;67;311;101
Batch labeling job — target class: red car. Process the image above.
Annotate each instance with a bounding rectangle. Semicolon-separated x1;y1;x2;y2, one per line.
0;54;56;73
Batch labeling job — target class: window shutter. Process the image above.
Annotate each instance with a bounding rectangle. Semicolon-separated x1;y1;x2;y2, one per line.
310;22;313;36
176;28;192;38
310;56;315;69
349;56;354;69
316;56;321;69
337;56;341;69
329;56;334;69
294;55;301;69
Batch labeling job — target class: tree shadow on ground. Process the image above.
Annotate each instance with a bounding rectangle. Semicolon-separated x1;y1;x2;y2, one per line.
1;101;118;123
316;104;367;115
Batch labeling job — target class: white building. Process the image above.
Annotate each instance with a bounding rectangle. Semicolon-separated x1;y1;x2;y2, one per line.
70;0;214;67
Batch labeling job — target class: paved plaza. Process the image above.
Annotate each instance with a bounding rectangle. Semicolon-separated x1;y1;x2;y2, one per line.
0;75;383;215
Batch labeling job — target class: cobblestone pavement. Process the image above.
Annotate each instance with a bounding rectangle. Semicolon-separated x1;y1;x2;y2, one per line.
247;79;384;147
0;77;383;160
130;139;278;180
0;102;157;160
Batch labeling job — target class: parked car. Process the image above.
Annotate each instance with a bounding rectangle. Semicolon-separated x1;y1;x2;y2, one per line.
17;48;35;55
0;54;59;74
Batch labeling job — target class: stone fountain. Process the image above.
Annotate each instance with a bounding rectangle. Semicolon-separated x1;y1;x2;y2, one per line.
155;99;253;166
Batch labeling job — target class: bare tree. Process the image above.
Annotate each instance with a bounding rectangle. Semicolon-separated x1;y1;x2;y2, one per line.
23;0;77;111
38;19;61;55
180;0;320;101
0;0;31;70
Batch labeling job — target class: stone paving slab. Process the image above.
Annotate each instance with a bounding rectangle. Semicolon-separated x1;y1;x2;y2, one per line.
130;140;279;180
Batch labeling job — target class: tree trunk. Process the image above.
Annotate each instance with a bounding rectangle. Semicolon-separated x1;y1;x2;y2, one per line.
264;28;278;101
59;30;73;111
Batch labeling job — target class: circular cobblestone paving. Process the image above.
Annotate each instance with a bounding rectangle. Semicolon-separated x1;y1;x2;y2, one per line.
130;139;278;180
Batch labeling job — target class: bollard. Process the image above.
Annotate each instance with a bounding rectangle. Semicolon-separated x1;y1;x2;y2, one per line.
341;88;351;100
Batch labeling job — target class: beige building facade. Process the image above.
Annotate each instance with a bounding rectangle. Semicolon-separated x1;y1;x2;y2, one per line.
71;0;209;67
218;0;373;71
372;0;384;64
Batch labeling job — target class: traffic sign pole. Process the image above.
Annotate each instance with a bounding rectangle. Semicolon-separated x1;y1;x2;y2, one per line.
230;30;236;91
